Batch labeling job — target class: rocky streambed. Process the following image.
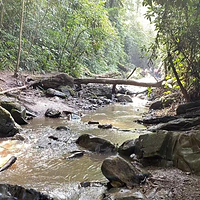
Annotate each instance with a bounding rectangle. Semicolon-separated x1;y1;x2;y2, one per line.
1;73;200;199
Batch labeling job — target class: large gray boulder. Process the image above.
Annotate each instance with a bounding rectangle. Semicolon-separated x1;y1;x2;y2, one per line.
76;134;116;153
173;131;200;175
134;130;200;175
134;131;168;159
0;106;20;137
101;156;150;188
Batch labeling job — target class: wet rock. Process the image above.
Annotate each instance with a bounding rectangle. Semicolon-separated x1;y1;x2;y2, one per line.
101;156;150;188
11;108;28;125
117;86;133;95
116;94;133;103
148;117;200;131
88;121;100;125
104;189;147;200
82;84;113;99
45;108;61;118
98;124;113;129
56;126;70;131
0;101;28;125
58;85;75;97
118;139;135;157
76;134;116;153
48;135;59;141
103;98;113;105
80;181;106;188
46;88;66;98
0;184;52;200
135;116;178;125
0;106;20;137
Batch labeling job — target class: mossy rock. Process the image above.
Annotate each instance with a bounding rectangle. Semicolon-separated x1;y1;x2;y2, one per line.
0;101;27;125
0;106;20;137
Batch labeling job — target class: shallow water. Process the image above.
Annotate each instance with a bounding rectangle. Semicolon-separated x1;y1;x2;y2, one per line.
0;98;148;199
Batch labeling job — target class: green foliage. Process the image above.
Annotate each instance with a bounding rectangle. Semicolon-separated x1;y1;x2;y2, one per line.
0;0;154;77
143;0;200;100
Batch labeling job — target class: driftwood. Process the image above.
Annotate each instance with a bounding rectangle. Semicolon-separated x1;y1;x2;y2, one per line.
0;80;39;95
0;85;28;95
0;156;17;172
74;78;163;87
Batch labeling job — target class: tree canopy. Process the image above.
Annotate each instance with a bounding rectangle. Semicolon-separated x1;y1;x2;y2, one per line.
0;0;152;77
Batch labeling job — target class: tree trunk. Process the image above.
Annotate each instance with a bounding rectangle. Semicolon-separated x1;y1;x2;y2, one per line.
0;2;4;27
168;52;190;101
74;78;163;87
15;0;25;78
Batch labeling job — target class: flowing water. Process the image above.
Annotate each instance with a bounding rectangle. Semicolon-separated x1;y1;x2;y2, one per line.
0;97;148;199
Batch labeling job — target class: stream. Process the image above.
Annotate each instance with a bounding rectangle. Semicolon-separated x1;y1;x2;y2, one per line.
0;97;148;199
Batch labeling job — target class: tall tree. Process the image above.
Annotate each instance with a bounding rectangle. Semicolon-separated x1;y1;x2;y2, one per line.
15;0;25;77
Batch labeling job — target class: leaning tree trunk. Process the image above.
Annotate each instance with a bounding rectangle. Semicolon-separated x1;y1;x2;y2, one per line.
168;52;190;102
15;0;25;78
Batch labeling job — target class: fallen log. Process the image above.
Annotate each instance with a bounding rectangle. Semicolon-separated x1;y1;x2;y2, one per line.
0;74;163;96
74;78;163;87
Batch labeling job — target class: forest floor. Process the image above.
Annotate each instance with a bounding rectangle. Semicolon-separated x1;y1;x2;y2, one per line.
0;70;200;200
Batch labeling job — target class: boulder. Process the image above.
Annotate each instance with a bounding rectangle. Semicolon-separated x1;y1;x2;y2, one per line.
134;131;168;159
58;85;75;97
0;184;52;200
0;106;20;137
101;156;150;188
133;130;200;175
46;88;67;98
135;115;178;125
118;139;135;157
76;134;116;153
148;117;200;131
84;85;113;99
45;108;61;118
116;94;133;102
149;98;173;110
35;73;74;89
173;131;200;175
0;101;28;125
103;189;147;200
56;126;70;131
176;100;200;115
